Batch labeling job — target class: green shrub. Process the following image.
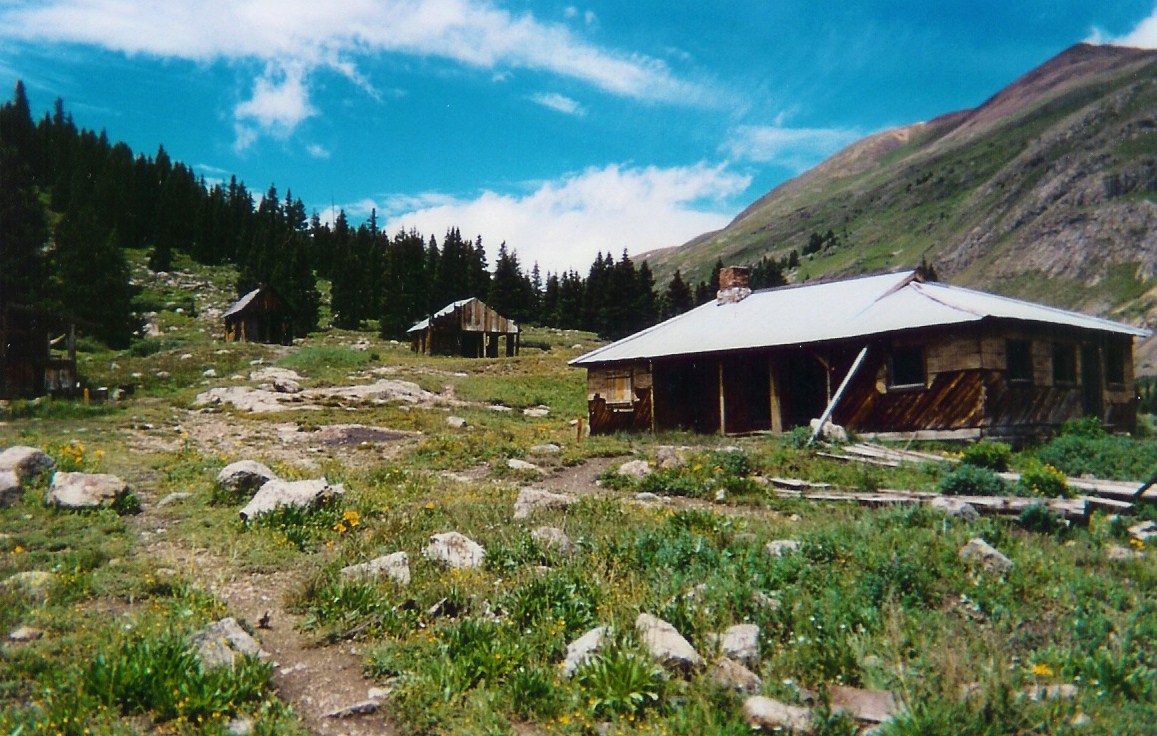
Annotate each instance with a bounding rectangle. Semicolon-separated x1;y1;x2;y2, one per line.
1035;433;1157;481
1017;503;1067;535
938;464;1006;496
503;666;564;720
1059;416;1107;438
1015;463;1071;498
577;648;665;719
961;440;1012;471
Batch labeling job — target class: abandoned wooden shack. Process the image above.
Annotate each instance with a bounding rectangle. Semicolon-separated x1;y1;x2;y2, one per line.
571;267;1151;438
0;302;77;399
408;298;520;357
223;286;293;344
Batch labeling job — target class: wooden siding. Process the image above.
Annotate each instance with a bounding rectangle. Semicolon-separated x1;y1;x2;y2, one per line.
410;298;519;357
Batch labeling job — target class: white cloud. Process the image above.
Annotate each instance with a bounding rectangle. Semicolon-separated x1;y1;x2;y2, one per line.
0;0;711;146
530;92;585;115
1090;8;1157;48
306;143;331;159
723;124;861;172
370;162;751;274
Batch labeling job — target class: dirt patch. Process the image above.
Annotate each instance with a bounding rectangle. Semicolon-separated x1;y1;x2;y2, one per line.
310;425;413;447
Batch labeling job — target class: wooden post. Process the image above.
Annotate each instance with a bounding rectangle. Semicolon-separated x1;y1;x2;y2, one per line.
768;358;783;433
577;416;584;443
718;361;726;435
808;345;869;446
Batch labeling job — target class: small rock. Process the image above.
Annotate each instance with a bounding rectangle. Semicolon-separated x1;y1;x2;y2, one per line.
446;416;467;428
523;407;550;418
529;443;561;455
1022;683;1078;701
227;716;255;736
324;700;380;718
562;625;607;677
1070;712;1091;727
216;460;279;495
765;539;801;557
710;657;762;692
959;537;1013;573
531;526;573;554
46;472;130;509
930;497;980;521
1106;544;1144;561
0;446;56;483
9;625;44;642
514;488;577;519
424;532;486;569
751;590;781;610
203;368;217;377
238;478;342;521
617;459;652;479
655;445;691;469
636;613;703;672
155;492;192;508
634;491;662;503
716;623;759;664
506;458;545;474
487;404;513;413
273;378;302;394
0;470;20;508
1128;520;1157;543
742;696;813;733
829;685;900;723
3;571;53;599
192;617;264;670
340;552;411;586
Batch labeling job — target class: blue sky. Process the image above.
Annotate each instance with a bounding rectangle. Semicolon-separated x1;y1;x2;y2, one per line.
2;1;1156;274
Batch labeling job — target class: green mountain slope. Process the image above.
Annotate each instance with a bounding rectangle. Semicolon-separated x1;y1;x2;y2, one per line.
646;43;1157;368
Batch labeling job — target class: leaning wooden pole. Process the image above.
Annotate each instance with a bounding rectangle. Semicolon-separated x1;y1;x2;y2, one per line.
1131;467;1157;501
807;345;869;446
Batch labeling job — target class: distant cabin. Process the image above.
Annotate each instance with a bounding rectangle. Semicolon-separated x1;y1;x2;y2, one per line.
408;298;520;357
224;286;293;344
570;267;1151;440
0;302;77;399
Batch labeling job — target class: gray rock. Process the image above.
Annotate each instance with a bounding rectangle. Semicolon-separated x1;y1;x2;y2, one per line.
514;488;578;520
9;625;44;642
809;419;848;443
742;696;813;733
523;407;550;418
634;491;663;503
424;532;486;569
192;617;263;670
562;625;608;677
155;491;192;508
446;415;468;428
1022;683;1079;701
655;445;692;469
488;404;514;413
238;478;342;521
636;613;703;672
216;460;278;495
324;700;380;718
1106;544;1145;561
1128;520;1157;543
530;443;561;455
617;459;653;479
959;537;1013;573
47;472;129;509
531;526;573;554
0;470;20;508
227;716;255;736
717;623;759;664
710;657;763;692
506;458;545;474
3;571;53;599
930;497;980;521
829;685;901;723
765;539;801;557
341;552;411;586
0;446;56;483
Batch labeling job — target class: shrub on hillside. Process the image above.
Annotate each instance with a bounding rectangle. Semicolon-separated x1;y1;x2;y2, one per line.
1015;463;1072;498
961;440;1012;471
938;464;1006;496
1035;433;1157;481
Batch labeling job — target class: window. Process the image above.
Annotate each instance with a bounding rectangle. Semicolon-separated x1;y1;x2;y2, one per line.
608;374;633;404
1007;339;1032;383
1052;343;1077;384
889;345;925;388
1105;341;1126;386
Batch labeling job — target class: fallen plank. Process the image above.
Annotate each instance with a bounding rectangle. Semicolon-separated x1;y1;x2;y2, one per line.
766;486;1090;521
816;451;901;468
768;477;833;491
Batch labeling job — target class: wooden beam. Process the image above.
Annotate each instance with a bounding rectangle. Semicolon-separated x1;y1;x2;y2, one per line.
808;345;869;446
718;360;726;435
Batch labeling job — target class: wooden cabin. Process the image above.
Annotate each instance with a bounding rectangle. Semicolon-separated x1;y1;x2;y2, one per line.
571;268;1151;439
408;298;520;357
224;286;293;344
0;302;77;399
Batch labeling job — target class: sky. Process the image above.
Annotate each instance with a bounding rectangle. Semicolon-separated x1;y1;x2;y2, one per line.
2;1;1157;275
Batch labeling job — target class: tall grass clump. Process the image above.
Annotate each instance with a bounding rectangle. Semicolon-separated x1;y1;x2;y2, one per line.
937;464;1006;496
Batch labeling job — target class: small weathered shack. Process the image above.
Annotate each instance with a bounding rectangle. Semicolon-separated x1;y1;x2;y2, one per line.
0;302;77;399
571;268;1151;439
408;298;520;357
224;286;293;344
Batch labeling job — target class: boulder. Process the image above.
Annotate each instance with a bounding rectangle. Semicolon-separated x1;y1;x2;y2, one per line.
765;539;801;557
617;459;652;479
217;460;279;495
742;696;813;733
506;458;545;474
3;571;54;600
562;625;608;677
513;488;577;519
523;406;550;418
238;478;342;521
655;445;692;469
0;446;56;483
529;443;561;455
959;537;1013;573
1106;544;1145;561
192;617;264;670
710;657;763;693
424;532;486;569
8;625;44;642
1022;683;1079;701
0;470;20;508
531;526;573;555
446;416;467;429
636;613;703;672
930;497;980;521
47;472;129;509
808;419;848;443
829;685;901;723
714;623;759;664
341;552;411;586
272;377;302;394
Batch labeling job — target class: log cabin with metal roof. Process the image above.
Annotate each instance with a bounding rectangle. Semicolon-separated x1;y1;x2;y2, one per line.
570;267;1151;439
408;298;520;358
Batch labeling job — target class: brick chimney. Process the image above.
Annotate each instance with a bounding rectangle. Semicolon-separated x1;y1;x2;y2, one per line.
716;265;751;304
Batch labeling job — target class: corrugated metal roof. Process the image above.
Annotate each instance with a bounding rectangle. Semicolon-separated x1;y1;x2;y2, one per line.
223;288;262;318
571;270;1151;366
407;298;474;333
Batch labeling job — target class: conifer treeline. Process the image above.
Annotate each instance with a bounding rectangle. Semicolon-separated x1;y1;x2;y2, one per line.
0;82;791;348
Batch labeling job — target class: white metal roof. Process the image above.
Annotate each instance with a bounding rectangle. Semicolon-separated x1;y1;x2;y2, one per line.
570;270;1151;366
223;288;262;318
407;298;473;333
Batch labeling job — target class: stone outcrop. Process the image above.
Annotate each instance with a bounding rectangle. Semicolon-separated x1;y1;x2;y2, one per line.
742;696;813;733
710;657;762;693
0;446;56;483
340;552;411;586
531;526;573;555
217;460;278;495
238;478;343;521
959;537;1013;573
513;488;577;520
192;617;264;670
47;472;130;509
424;532;486;569
562;625;607;677
636;613;703;672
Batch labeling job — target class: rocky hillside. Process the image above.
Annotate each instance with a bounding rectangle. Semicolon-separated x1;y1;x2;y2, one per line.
645;43;1157;370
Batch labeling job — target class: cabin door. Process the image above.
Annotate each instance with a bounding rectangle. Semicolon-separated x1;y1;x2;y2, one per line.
779;352;828;430
1081;344;1103;420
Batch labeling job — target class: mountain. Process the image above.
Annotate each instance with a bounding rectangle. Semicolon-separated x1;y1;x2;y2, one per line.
644;43;1157;371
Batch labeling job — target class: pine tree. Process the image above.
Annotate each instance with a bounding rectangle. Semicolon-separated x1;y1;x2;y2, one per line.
51;206;136;347
662;269;694;319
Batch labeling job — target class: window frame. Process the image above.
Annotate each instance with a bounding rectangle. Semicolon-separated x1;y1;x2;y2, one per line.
1052;342;1077;386
888;344;926;390
606;372;634;405
1104;340;1126;388
1006;339;1033;384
